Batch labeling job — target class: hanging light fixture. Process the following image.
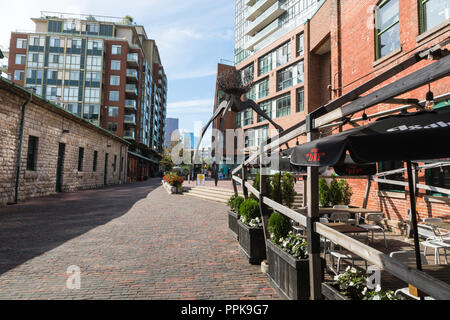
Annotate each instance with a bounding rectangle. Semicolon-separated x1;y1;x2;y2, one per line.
296;137;299;145
425;83;435;110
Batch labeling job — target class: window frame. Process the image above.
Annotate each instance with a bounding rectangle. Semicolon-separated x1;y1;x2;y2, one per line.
374;0;400;60
26;136;38;171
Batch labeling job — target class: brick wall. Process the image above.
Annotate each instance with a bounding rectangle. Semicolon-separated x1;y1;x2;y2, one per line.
0;81;128;206
330;0;450;230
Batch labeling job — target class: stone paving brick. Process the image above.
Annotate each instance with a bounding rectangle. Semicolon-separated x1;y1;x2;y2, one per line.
0;179;281;300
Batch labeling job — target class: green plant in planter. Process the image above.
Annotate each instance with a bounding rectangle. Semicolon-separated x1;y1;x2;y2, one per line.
227;195;237;210
268;211;291;244
239;198;260;226
250;173;272;201
334;267;403;300
319;178;331;207
281;172;296;208
233;196;245;214
319;177;353;207
270;173;282;204
279;232;308;259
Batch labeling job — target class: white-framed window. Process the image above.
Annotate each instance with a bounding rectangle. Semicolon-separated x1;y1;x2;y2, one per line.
65;54;81;69
63;21;76;31
83;104;99;121
29;36;45;47
49;37;63;47
65;70;80;81
63;86;79;101
110;75;120;86
16;38;27;49
46;86;62;101
26;68;42;80
63;103;81;115
275;42;291;67
84;88;100;103
108;106;119;117
27;52;44;67
72;38;82;49
48;53;63;68
109;91;119;101
112;45;122;55
14;70;24;81
47;69;59;80
296;60;304;84
15;54;26;65
86;55;102;71
111;60;121;71
88;40;103;50
86;72;101;82
87;23;99;33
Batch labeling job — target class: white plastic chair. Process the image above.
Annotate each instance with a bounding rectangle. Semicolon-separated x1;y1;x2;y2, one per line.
329;211;350;223
389;251;435;300
418;223;450;264
359;213;387;248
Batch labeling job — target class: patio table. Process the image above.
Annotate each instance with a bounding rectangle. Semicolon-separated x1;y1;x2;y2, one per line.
319;208;383;225
323;222;370;235
424;221;450;231
408;264;450;298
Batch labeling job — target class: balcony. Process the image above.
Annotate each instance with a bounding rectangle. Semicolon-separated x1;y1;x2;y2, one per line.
124;114;136;125
127;53;139;67
245;19;280;51
126;69;138;82
124;130;135;140
125;84;138;97
245;0;277;22
245;1;285;36
125;99;137;111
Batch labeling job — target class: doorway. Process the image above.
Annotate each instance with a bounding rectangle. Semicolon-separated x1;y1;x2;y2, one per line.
56;143;65;192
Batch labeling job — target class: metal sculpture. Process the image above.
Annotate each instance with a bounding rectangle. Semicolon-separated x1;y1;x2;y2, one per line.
193;68;285;163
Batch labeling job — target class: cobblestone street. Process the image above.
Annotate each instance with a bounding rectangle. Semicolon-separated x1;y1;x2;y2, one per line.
0;179;280;300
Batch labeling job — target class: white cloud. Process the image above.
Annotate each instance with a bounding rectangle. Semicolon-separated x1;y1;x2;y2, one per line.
167;98;214;114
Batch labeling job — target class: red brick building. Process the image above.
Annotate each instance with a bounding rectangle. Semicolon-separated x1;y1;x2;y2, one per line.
221;0;449;231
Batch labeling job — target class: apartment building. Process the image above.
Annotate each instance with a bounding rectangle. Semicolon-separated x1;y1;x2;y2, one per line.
7;12;167;182
213;0;327;170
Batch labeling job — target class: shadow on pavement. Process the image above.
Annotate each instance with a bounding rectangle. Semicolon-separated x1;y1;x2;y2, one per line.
0;178;161;276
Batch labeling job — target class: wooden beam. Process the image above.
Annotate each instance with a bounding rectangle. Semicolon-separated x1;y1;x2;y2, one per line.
315;223;450;299
362;178;372;209
259;153;271;256
262;196;307;227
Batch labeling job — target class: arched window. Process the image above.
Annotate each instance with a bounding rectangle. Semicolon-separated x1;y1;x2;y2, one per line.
375;0;400;59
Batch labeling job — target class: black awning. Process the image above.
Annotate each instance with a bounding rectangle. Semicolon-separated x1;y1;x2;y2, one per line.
333;155;377;176
290;107;450;166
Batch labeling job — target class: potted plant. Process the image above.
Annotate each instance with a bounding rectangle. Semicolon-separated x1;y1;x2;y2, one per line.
266;211;317;300
162;172;184;194
322;267;403;300
237;198;266;265
319;177;353;208
227;195;244;239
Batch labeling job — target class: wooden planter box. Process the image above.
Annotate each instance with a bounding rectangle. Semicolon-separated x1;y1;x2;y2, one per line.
237;220;266;265
228;210;240;240
321;282;349;300
266;240;310;300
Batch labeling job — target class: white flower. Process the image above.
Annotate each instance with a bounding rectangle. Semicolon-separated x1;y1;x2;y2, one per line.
375;284;381;292
351;267;357;274
334;275;340;281
349;281;354;287
345;266;351;272
372;294;381;300
362;287;367;295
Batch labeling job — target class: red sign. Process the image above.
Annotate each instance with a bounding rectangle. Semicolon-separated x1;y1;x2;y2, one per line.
306;148;326;163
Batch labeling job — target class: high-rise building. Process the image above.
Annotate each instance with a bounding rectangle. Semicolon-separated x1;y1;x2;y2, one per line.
7;12;167;181
164;117;179;147
213;0;326;168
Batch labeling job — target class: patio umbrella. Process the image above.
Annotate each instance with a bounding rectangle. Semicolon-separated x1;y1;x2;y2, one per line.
289;106;450;272
333;155;377;176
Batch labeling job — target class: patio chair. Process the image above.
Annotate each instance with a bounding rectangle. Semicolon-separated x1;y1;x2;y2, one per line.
319;217;331;255
327;248;368;275
329;211;350;224
389;251;435;300
421;219;450;241
333;205;357;225
359;213;387;248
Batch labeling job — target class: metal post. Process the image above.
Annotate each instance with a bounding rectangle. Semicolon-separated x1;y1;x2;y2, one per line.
242;165;248;199
259;150;271;250
306;129;322;300
406;161;422;272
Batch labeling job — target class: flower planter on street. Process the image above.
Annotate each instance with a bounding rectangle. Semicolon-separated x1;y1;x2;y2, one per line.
237;219;266;265
228;210;240;240
266;240;311;300
162;181;182;194
321;282;350;300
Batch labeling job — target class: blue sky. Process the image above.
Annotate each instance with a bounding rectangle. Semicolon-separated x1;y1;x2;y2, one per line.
0;0;235;146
